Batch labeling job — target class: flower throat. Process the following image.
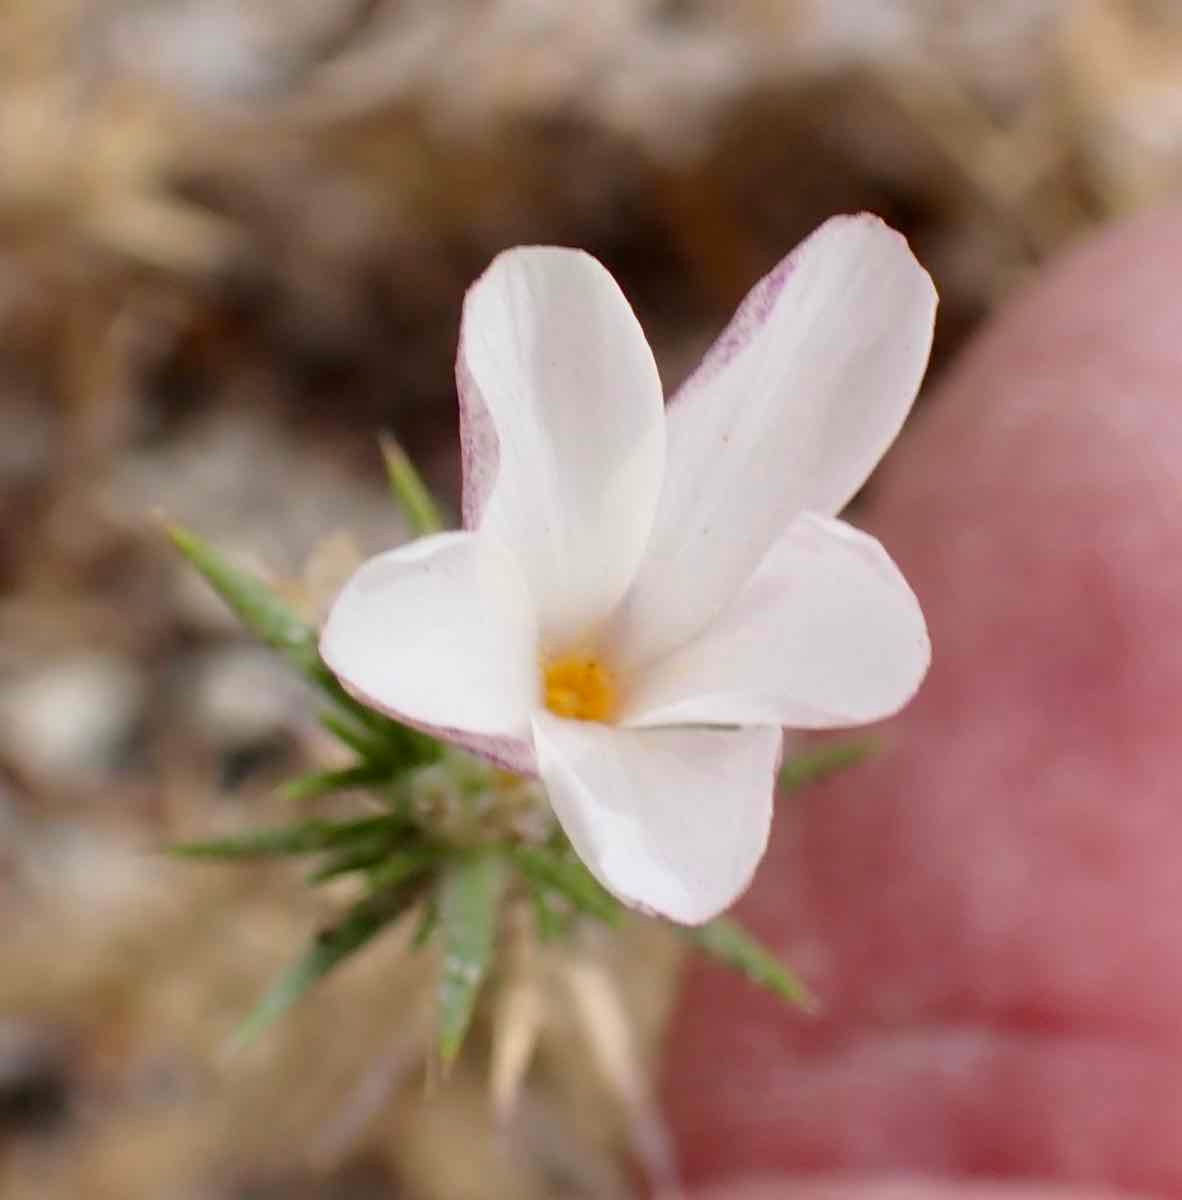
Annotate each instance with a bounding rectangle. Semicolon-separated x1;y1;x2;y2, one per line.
543;654;617;722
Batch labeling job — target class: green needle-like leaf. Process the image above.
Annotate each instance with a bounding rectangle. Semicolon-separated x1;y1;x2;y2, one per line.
169;815;401;860
234;889;412;1046
686;917;817;1012
366;845;444;892
167;524;319;668
168;523;438;765
411;894;439;950
778;736;880;793
304;832;418;884
306;848;387;884
281;763;392;802
436;852;505;1066
507;845;620;924
527;879;571;942
380;434;445;536
318;710;391;761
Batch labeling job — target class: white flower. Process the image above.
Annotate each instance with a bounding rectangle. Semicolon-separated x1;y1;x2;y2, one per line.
321;214;936;925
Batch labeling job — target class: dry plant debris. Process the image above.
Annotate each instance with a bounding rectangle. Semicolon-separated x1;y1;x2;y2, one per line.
4;1;1182;1196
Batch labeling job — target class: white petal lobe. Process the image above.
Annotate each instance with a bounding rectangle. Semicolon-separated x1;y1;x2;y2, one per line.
532;713;781;925
321;532;539;756
458;246;665;651
618;513;930;729
611;214;936;667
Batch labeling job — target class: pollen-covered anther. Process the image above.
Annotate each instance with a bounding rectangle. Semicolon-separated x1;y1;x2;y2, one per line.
543;653;617;722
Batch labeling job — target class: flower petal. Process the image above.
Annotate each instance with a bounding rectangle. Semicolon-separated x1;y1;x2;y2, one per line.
321;531;539;771
531;712;781;925
610;214;936;667
458;246;665;652
617;513;929;730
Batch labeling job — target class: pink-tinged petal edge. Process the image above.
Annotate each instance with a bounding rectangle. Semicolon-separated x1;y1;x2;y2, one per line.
607;213;937;670
616;513;931;731
319;532;540;775
669;213;931;435
456;235;796;534
453;245;666;651
531;714;783;925
332;673;537;775
669;247;797;408
457;349;499;532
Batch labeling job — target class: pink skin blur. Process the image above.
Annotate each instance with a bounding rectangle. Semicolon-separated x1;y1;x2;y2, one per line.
664;206;1182;1200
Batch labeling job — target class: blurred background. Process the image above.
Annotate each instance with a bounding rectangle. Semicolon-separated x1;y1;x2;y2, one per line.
2;1;1182;1196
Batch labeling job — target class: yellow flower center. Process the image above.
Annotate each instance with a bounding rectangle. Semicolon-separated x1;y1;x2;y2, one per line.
543;653;617;722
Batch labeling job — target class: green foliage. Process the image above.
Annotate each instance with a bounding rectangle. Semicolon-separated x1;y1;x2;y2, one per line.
168;815;402;860
235;888;415;1046
281;763;393;803
778;736;880;793
167;523;437;766
366;845;445;892
436;853;506;1065
167;524;320;669
380;434;445;536
411;894;440;949
304;835;415;884
686;917;817;1012
526;879;571;942
317;710;392;761
506;844;620;925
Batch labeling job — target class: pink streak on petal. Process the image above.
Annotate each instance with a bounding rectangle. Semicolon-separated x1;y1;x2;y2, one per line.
667;212;906;417
669;250;796;406
456;350;500;531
